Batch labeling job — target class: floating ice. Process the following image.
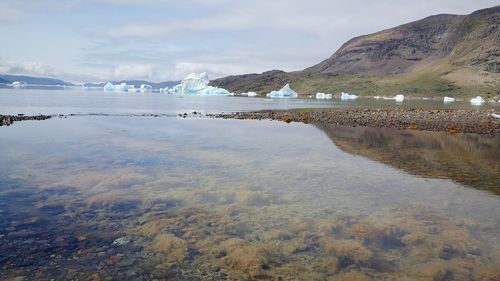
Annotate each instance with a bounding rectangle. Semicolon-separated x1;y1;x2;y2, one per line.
11;81;27;88
104;82;128;93
140;84;152;93
395;94;405;102
490;113;500;119
341;92;358;100
128;85;139;93
168;72;230;96
241;92;258;97
267;84;298;98
316;93;333;99
470;96;485;105
374;96;380;99
443;96;455;103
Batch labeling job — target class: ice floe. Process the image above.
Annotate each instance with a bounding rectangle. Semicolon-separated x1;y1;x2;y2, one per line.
470;96;485;106
266;84;298;98
104;82;128;93
315;93;332;99
340;92;358;100
140;84;153;93
242;92;258;97
443;97;455;103
11;81;27;88
167;72;230;96
394;94;405;102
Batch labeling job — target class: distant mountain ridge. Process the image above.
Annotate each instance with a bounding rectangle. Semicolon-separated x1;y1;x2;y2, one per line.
0;74;179;89
0;74;75;86
212;6;500;97
85;80;179;89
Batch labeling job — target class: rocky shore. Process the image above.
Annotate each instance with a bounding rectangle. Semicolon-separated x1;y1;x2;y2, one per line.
210;109;500;136
0;114;52;126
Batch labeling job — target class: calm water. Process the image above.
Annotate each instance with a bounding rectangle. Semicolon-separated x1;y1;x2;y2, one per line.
0;90;499;280
0;88;499;115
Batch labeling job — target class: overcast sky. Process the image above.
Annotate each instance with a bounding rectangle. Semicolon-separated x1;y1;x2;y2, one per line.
0;0;497;82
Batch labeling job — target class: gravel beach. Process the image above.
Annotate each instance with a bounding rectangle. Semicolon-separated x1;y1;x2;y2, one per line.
210;108;500;136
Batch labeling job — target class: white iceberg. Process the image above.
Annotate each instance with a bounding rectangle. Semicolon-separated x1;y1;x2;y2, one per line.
443;96;455;103
11;81;27;88
140;84;152;93
341;92;358;100
267;84;298;98
128;85;139;93
316;93;333;99
168;72;230;96
245;92;258;97
104;82;128;93
490;113;500;119
470;96;485;105
395;94;405;102
374;96;380;99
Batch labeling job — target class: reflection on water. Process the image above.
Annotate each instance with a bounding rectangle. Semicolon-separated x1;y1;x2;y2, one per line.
317;124;500;195
0;117;499;280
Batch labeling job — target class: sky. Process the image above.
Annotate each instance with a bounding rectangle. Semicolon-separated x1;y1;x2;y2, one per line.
0;0;497;82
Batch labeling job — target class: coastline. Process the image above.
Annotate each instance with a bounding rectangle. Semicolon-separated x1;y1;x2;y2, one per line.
2;109;500;136
210;108;500;136
0;114;52;126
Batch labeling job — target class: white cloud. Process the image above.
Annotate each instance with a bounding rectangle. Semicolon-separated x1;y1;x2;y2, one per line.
170;62;255;80
0;59;59;77
113;64;156;80
0;6;25;24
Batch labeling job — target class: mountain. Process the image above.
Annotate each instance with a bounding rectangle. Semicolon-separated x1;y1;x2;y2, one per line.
212;6;500;97
0;74;75;86
84;80;179;89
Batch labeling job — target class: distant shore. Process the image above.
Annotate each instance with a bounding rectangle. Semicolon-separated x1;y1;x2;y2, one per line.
210;109;500;136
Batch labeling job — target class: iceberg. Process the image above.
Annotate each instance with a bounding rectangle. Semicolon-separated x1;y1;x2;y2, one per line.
168;72;230;96
340;92;358;100
395;94;405;102
11;81;27;88
470;96;485;105
104;82;128;93
140;84;153;93
443;96;455;103
128;85;139;93
316;93;333;99
242;92;258;97
267;83;298;98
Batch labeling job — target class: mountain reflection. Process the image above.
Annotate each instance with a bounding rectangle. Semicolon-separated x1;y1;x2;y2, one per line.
317;124;500;195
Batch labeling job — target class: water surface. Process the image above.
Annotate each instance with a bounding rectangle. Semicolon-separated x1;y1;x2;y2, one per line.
1;88;498;116
0;116;499;280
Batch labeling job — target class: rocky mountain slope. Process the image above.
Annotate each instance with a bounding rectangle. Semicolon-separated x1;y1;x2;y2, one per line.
212;6;499;97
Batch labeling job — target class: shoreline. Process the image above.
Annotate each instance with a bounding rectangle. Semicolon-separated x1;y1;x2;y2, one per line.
209;108;500;136
2;109;500;136
0;114;52;126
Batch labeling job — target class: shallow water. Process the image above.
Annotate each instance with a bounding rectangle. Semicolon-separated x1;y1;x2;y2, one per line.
0;89;498;115
0;116;499;280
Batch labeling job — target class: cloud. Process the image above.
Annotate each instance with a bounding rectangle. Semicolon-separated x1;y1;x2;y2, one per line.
0;7;25;24
0;59;60;77
170;62;254;80
113;64;156;80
